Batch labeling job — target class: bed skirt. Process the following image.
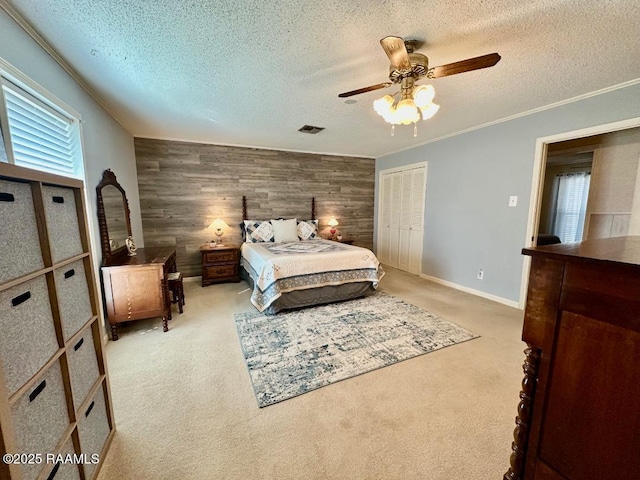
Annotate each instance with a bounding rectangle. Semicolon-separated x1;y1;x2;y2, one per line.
240;266;375;315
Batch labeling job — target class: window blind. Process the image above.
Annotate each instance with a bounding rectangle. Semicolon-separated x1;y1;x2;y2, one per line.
1;79;81;178
552;171;591;243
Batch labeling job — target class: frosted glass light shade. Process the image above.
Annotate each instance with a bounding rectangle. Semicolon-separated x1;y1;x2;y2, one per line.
382;107;397;124
413;85;436;108
328;218;339;227
419;102;440;120
395;98;420;125
373;95;394;116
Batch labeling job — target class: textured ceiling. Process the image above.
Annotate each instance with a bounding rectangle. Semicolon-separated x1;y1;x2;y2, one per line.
4;0;640;158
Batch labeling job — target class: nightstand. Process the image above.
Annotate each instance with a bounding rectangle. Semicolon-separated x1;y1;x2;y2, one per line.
200;243;241;286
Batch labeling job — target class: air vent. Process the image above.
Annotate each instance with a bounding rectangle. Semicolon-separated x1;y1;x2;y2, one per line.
298;125;325;134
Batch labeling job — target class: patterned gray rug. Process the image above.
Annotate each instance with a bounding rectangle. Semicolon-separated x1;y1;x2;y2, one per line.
234;292;478;407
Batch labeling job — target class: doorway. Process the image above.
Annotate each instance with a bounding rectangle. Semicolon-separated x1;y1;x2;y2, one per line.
537;142;595;245
519;117;640;308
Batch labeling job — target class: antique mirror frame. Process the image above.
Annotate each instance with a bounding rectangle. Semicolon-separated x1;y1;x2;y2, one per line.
96;169;132;261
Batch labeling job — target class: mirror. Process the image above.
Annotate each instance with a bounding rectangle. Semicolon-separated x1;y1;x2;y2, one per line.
96;169;132;261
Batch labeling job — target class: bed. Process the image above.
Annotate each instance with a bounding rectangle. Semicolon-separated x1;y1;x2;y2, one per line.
240;196;385;314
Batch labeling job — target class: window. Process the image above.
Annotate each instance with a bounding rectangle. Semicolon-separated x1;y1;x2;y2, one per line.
0;74;83;178
551;171;591;243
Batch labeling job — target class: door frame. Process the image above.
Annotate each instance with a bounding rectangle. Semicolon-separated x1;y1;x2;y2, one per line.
377;161;428;273
519;116;640;308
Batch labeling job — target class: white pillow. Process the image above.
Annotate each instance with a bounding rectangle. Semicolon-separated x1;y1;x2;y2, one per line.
271;218;298;242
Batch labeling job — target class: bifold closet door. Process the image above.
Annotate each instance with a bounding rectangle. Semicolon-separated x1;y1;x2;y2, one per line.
378;165;426;274
407;166;426;275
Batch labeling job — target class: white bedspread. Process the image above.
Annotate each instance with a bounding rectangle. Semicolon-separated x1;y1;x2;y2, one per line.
241;239;384;312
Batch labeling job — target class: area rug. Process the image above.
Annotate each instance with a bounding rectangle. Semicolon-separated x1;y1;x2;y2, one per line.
234;292;478;407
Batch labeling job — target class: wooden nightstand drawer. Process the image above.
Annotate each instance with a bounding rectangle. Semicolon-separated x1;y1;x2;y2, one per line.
203;250;238;264
204;265;237;279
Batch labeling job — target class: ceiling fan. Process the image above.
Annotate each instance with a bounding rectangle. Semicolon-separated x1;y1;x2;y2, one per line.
339;36;501;98
339;36;500;133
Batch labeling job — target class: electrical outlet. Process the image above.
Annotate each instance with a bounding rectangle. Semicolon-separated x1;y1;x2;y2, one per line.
509;196;518;207
477;269;484;280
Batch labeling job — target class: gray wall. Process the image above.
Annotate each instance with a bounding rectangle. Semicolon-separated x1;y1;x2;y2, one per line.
0;9;142;265
135;138;375;277
376;82;640;304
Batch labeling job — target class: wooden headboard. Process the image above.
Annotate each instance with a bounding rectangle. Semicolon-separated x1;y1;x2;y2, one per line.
242;196;316;221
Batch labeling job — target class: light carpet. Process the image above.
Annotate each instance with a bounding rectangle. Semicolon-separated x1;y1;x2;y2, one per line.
235;292;479;407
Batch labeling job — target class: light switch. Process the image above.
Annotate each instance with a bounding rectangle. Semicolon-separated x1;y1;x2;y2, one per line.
509;196;518;207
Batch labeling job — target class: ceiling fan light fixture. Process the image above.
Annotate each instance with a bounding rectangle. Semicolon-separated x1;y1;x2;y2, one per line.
419;102;440;120
413;84;435;108
373;85;437;128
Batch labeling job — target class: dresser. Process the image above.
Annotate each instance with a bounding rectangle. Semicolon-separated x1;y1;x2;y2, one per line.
200;244;240;286
1;163;114;480
101;246;176;340
504;236;640;480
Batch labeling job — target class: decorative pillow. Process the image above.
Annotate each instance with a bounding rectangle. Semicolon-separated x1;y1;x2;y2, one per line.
297;219;319;240
271;218;298;242
243;220;275;243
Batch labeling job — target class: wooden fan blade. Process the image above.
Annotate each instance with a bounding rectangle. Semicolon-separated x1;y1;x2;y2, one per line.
338;82;393;98
380;36;412;71
428;53;501;78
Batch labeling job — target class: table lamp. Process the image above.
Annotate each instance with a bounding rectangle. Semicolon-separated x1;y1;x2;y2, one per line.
209;218;229;246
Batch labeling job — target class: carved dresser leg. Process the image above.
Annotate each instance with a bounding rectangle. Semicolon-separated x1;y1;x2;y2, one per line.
504;345;541;480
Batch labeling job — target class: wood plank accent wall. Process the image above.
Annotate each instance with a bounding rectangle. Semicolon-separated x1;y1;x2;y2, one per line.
134;138;375;277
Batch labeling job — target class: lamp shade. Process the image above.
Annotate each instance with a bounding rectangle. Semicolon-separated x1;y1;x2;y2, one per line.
209;218;229;231
328;218;339;227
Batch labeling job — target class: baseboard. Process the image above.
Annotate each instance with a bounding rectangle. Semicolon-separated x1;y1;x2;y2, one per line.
419;274;521;309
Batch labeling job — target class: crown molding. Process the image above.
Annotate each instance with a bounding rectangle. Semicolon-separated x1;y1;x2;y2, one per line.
380;77;640;158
